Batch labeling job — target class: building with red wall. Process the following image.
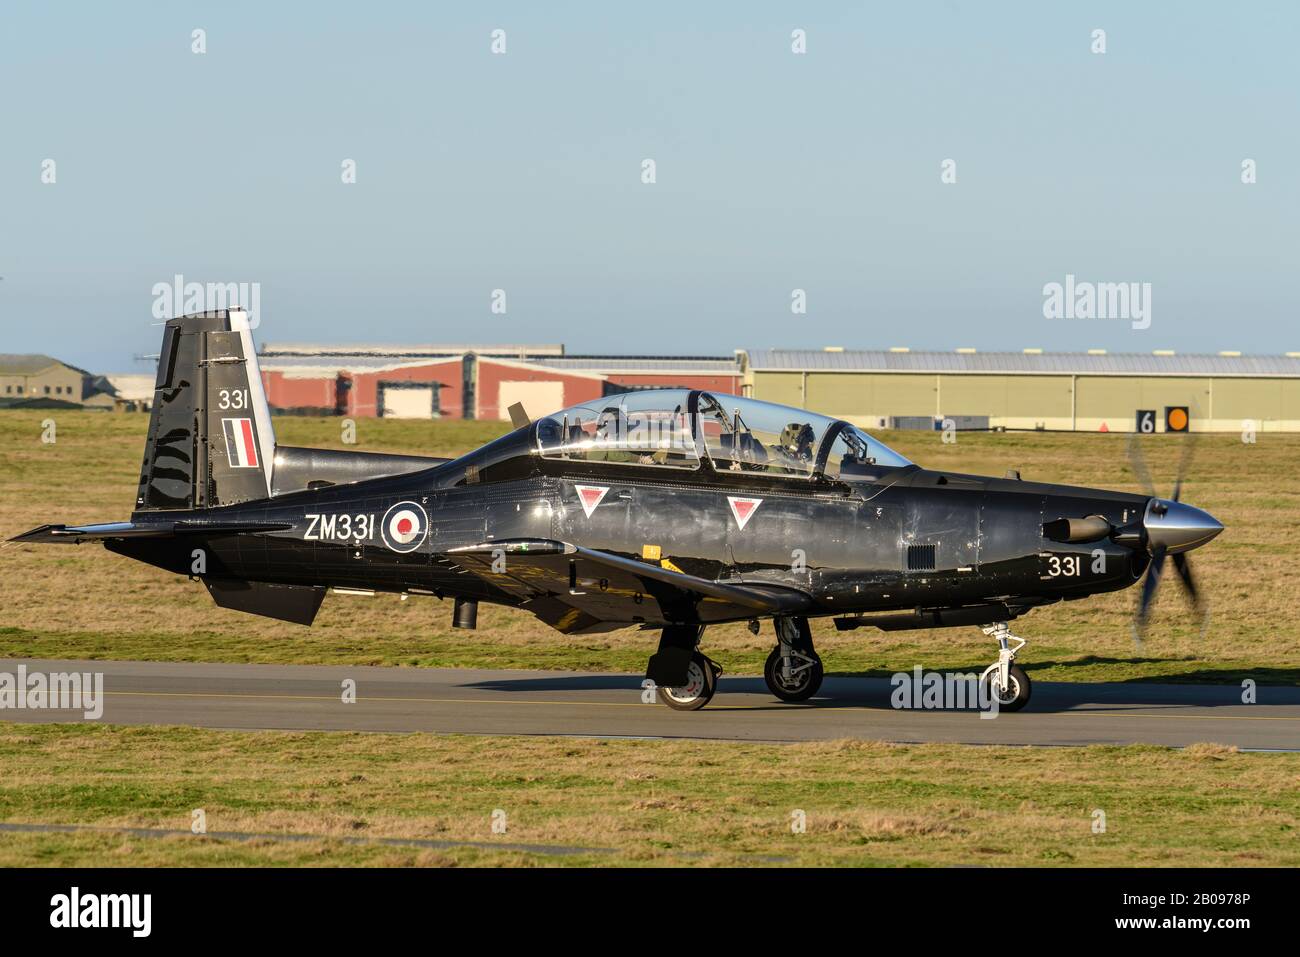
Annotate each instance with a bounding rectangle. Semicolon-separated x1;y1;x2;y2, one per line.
532;356;744;398
258;345;743;419
259;357;466;418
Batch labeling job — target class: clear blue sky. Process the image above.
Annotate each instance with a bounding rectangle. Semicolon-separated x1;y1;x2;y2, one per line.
2;1;1296;372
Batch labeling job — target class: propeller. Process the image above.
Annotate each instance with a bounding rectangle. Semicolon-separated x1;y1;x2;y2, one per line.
1128;432;1208;645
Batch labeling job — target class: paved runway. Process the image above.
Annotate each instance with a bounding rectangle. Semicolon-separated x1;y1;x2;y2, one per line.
1;658;1298;749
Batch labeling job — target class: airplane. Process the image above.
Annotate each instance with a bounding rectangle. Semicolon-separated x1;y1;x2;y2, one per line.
12;309;1224;711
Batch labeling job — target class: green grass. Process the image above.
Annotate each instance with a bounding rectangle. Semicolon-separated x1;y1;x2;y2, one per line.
1;410;1297;684
1;724;1296;867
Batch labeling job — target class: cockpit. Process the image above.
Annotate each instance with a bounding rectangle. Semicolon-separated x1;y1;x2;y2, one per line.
533;390;911;479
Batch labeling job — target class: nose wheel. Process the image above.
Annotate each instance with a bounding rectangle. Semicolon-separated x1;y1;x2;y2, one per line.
979;622;1032;712
982;662;1031;711
764;616;824;702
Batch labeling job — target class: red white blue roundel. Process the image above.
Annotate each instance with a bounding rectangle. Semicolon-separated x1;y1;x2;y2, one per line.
381;501;428;553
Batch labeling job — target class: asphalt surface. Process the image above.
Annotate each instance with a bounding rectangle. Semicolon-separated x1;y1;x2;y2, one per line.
1;658;1298;749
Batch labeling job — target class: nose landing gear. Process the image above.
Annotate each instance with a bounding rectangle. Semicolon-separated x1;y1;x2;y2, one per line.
764;616;824;702
979;621;1031;712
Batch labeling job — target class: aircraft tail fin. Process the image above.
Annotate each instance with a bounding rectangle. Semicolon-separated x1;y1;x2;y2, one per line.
135;309;277;511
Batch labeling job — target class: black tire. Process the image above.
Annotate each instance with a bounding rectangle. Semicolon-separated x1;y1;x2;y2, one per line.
658;652;718;711
983;663;1031;712
764;646;824;702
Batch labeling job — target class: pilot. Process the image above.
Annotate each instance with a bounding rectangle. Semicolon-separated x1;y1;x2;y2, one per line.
588;410;639;464
777;422;816;466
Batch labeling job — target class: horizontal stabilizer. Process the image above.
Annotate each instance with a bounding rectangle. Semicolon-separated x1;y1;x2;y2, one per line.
10;522;176;544
10;520;293;544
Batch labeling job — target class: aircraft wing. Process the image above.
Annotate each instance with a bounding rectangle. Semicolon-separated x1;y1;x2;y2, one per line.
446;538;812;634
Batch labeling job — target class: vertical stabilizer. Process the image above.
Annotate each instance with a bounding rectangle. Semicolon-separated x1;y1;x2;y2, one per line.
135;309;276;511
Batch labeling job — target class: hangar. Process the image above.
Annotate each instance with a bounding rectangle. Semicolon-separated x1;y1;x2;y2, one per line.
250;340;1299;432
740;348;1300;433
257;343;743;420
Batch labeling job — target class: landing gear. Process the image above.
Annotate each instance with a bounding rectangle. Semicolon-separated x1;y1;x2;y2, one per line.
979;622;1032;712
647;625;722;711
764;616;824;702
658;651;721;711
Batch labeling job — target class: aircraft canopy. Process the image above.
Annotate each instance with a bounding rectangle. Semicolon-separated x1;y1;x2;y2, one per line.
534;390;911;477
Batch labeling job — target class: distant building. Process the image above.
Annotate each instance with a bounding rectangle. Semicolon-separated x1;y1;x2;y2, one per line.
91;339;1300;432
257;344;743;420
260;342;566;359
531;354;746;396
0;354;87;407
741;348;1300;432
102;374;155;412
0;357;154;412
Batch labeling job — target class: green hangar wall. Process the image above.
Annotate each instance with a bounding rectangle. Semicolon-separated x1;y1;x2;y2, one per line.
743;350;1300;432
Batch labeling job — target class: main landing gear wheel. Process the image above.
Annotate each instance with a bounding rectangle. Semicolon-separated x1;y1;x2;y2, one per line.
982;663;1031;712
767;617;823;703
658;652;720;711
764;646;824;702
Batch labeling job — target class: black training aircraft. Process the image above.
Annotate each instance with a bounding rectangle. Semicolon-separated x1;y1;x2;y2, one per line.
14;310;1224;711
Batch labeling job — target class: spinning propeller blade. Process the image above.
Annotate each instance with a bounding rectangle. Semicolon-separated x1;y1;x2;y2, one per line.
1171;430;1198;504
1133;543;1166;645
1127;432;1211;645
1125;432;1157;497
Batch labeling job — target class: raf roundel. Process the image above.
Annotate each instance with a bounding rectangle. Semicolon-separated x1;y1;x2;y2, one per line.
380;501;429;553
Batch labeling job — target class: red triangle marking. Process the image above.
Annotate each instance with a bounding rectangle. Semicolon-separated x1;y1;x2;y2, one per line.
576;485;610;518
727;496;762;531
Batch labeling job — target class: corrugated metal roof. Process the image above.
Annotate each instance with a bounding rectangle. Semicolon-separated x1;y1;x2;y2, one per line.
534;355;741;374
261;343;564;358
260;352;742;378
260;355;450;377
744;349;1300;377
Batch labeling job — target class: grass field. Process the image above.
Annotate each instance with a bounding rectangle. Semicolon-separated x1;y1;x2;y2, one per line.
1;410;1296;685
1;724;1297;867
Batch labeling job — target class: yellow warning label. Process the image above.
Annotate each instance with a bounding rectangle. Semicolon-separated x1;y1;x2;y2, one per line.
641;544;662;561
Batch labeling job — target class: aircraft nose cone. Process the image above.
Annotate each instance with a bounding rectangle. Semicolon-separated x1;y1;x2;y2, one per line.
1143;499;1224;554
